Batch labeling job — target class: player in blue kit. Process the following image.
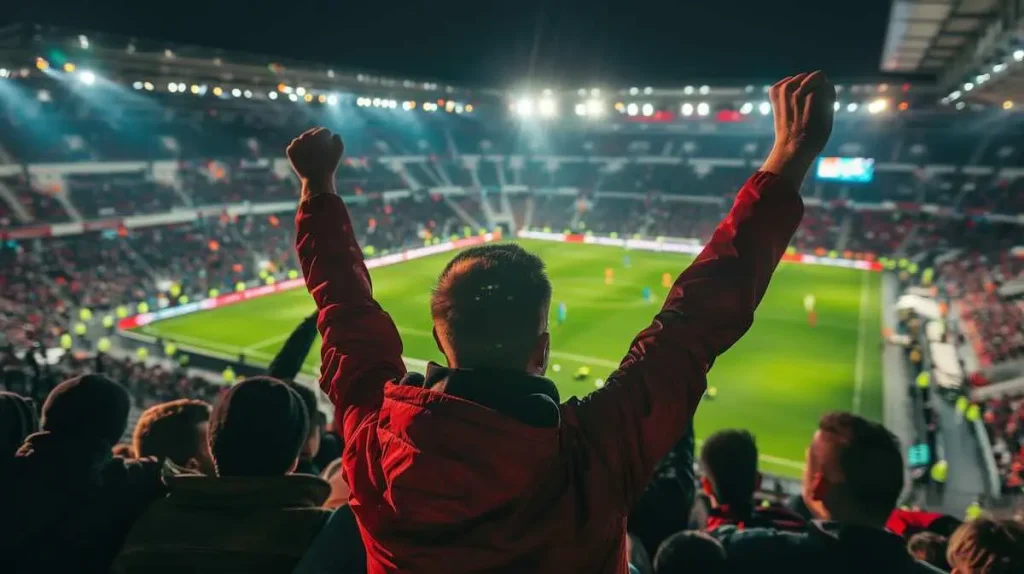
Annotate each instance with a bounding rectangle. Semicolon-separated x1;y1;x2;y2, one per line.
642;286;653;304
557;301;567;327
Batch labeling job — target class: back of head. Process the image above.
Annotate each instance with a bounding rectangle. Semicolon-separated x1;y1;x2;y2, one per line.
907;531;949;570
286;381;323;459
41;374;129;446
133;399;212;466
0;391;38;457
805;411;904;525
701;429;758;512
947;518;1024;574
209;376;308;477
654;531;727;574
431;244;552;370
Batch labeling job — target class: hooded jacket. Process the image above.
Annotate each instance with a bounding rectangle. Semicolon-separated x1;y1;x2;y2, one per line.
296;171;804;573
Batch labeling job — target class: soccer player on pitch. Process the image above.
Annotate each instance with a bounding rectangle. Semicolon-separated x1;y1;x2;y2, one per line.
804;293;817;327
557;301;568;327
605;267;614;285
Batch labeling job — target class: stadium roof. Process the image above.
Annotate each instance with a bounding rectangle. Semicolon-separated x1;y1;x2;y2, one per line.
880;0;1024;104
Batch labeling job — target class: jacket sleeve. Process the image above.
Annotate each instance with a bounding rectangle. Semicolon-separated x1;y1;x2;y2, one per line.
562;171;804;510
296;193;406;439
266;311;319;381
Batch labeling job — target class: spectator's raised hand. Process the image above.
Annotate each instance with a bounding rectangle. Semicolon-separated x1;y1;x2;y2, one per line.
287;127;344;198
762;71;836;185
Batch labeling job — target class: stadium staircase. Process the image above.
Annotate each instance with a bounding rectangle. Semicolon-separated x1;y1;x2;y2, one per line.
0;179;31;223
491;190;516;230
54;190;84;221
478;192;500;227
443;195;483;231
835;212;854;252
396;163;424;190
521;195;535;230
427;157;454;187
118;237;161;282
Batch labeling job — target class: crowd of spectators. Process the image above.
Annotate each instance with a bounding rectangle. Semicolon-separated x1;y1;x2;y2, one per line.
983;394;1024;494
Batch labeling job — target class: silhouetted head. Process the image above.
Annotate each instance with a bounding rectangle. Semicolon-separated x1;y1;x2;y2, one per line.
654;531;727;574
431;244;552;373
802;411;903;527
947;518;1024;574
700;429;760;514
41;374;129;446
209;376;309;477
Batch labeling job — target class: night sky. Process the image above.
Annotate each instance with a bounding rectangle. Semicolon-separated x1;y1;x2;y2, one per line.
4;0;896;86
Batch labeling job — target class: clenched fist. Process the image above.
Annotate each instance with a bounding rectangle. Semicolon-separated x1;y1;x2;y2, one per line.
762;71;836;185
769;71;835;159
287;127;344;197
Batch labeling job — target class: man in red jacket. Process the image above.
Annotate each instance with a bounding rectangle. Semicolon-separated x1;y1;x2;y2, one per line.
289;71;835;573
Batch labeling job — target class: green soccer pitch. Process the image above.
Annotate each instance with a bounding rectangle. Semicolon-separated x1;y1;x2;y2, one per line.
133;239;884;478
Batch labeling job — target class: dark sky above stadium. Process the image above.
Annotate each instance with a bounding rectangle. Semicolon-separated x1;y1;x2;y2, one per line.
8;0;895;86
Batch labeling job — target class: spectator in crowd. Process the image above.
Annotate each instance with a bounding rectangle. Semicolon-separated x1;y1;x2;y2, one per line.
627;424;697;560
888;508;961;539
0;390;37;460
1;374;164;574
946;518;1024;574
112;377;332;574
699;429;806;537
132;398;215;475
287;382;323;475
653;531;727;574
320;457;351;509
293;506;368;574
725;412;942;573
908;531;950;571
290;71;830;572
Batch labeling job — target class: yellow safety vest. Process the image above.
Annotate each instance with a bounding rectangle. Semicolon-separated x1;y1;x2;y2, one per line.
79;308;93;321
956;396;969;414
930;460;948;484
136;347;149;361
916;372;930;389
59;333;73;350
965;502;982;521
97;337;112;353
116;305;129;318
164;343;178;357
73;322;87;336
102;315;115;329
223;367;236;382
965;404;981;422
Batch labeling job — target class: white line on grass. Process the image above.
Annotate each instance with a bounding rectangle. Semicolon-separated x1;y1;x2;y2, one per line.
694;438;804;470
242;332;295;353
852;271;870;415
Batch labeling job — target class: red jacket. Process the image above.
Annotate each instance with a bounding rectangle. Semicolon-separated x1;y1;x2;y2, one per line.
296;171;803;573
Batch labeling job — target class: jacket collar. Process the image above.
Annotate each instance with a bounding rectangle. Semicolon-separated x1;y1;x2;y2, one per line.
808;520;918;563
164;473;330;509
398;362;561;428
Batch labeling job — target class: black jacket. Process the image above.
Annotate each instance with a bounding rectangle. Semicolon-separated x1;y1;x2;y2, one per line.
725;520;945;574
0;431;164;574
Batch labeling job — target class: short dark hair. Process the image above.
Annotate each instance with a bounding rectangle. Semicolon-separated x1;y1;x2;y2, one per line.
209;376;309;477
907;531;949;570
815;411;904;522
431;244;551;369
701;429;758;510
654;531;727;574
133;399;211;465
947;518;1024;574
286;381;321;429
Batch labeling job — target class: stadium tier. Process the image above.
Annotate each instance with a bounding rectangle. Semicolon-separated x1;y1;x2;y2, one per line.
2;21;1024;574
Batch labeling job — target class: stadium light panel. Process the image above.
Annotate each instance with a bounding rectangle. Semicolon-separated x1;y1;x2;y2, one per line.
1014;50;1024;61
963;82;974;91
745;85;755;93
465;104;473;113
577;88;587;97
79;34;90;49
976;73;990;84
955;101;966;110
288;93;298;102
949;90;962;100
992;63;1007;73
846;102;858;112
143;82;154;91
833;101;840;111
0;68;8;78
63;63;76;73
590;88;600;97
514;97;534;117
758;102;771;115
37;89;51;102
35;57;49;71
177;83;186;92
168;82;179;93
231;88;242;97
327;94;339;106
212;86;223;96
243;90;253;99
268;91;278;100
681;103;694;116
372;98;382;107
626;103;639;116
614;102;625;112
641;103;654;117
318;94;327;103
304;94;314;103
739;102;753;115
538;97;558;117
867;98;888;114
132;81;143;90
585;99;605;117
445;100;455;112
1003;100;1013;110
629;87;639;96
643;87;653;95
296;87;307;96
696;102;710;116
683;86;694;95
190;84;201;94
699;85;710;95
574;103;587;116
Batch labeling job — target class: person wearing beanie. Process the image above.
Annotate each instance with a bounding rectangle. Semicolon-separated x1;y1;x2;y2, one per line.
1;374;165;574
113;376;334;574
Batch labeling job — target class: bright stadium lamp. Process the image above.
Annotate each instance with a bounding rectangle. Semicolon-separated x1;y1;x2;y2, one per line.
574;102;587;116
1014;49;1024;61
132;81;143;90
231;88;242;97
243;90;253;99
626;103;639;116
699;85;710;95
867;98;888;114
696;102;710;116
586;99;605;117
143;82;154;91
538;97;558;117
327;94;338;106
683;86;694;95
168;82;179;93
681;103;694;116
847;102;858;112
629;87;639;96
268;91;278;100
296;86;307;96
993;63;1007;73
963;82;974;91
833;101;840;111
288;93;298;102
758;102;771;115
739;102;753;115
641;103;654;117
515;97;534;117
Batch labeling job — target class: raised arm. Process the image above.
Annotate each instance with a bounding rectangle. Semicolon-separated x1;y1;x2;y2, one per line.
266;311;319;381
290;128;406;438
564;72;835;509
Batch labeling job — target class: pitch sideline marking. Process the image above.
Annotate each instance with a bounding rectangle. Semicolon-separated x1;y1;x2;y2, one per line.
852;271;870;415
144;326;808;470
